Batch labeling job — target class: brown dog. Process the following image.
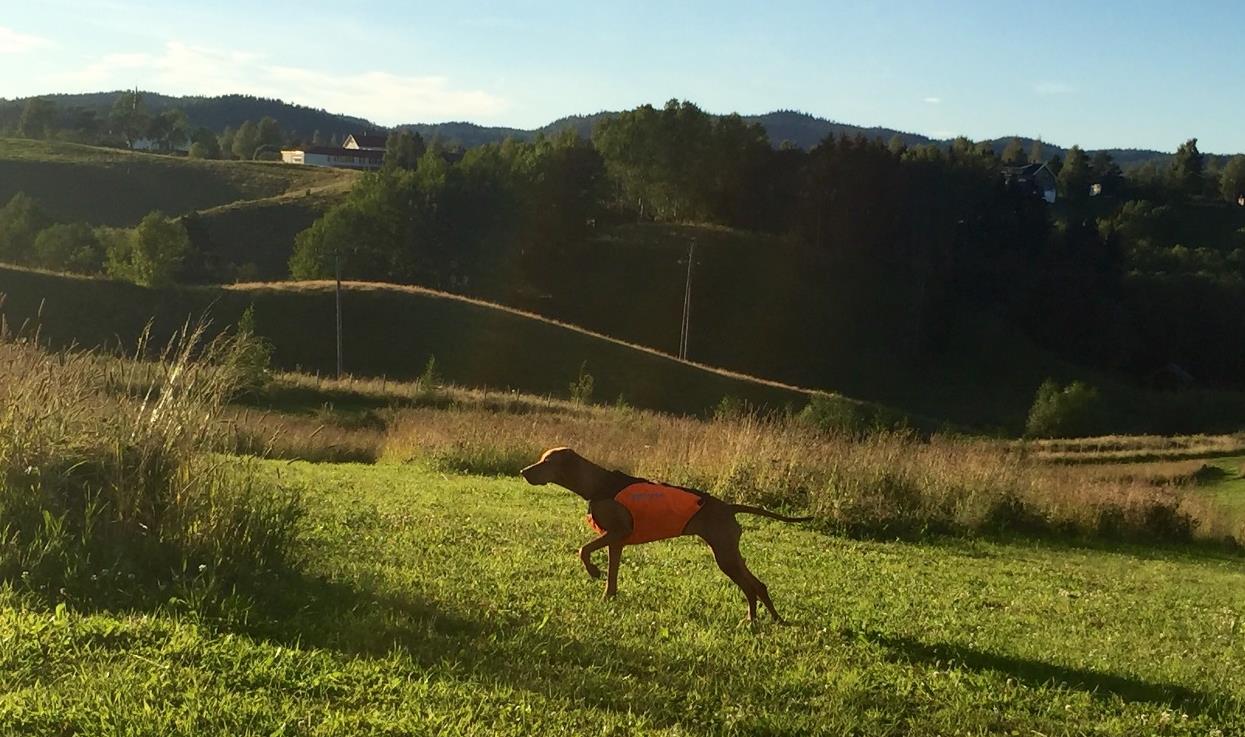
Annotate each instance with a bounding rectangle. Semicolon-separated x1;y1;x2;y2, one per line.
519;447;812;622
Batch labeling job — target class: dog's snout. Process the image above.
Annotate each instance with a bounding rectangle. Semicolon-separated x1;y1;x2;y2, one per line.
519;462;545;484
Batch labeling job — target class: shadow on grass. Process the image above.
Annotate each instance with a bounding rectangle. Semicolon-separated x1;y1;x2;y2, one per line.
235;559;1244;730
864;631;1237;719
229;572;750;731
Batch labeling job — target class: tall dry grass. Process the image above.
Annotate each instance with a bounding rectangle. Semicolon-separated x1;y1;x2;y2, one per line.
209;370;1237;546
0;323;304;608
375;395;1226;544
1024;433;1245;464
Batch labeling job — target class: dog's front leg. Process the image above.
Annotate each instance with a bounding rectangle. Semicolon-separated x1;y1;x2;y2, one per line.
578;533;611;579
605;543;624;599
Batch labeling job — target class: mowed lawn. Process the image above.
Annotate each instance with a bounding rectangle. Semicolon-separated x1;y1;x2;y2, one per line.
2;461;1244;735
1197;456;1245;519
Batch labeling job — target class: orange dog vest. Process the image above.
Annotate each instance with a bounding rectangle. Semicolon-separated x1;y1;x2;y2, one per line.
588;482;705;545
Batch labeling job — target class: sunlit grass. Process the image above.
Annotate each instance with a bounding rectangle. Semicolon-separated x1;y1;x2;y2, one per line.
2;461;1242;735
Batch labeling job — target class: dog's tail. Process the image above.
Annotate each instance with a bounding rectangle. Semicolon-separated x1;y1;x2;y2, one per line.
730;504;814;523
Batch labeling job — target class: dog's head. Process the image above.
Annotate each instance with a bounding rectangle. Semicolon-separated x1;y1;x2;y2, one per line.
520;446;578;486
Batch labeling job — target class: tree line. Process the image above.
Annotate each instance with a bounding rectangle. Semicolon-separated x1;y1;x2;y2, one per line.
289;100;1245;390
3;91;353;161
4;94;1245;390
0;192;190;287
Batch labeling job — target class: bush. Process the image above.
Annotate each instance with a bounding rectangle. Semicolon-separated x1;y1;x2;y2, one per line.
798;393;907;436
0;192;51;265
568;361;594;404
712;395;754;422
233;306;274;397
32;222;104;273
416;355;441;391
0;323;304;609
104;211;190;287
1025;380;1103;438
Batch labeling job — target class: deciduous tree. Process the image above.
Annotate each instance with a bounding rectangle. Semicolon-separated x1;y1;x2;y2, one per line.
232;120;260;160
1058;146;1091;201
384;130;426;170
1219;155;1245;204
109;90;149;148
0;192;51;264
1000;138;1027;166
17;98;57;139
105;211;190;287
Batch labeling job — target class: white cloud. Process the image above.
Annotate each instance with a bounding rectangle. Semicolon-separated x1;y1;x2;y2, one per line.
54;41;507;124
922;96;942;104
0;26;53;54
1034;81;1074;96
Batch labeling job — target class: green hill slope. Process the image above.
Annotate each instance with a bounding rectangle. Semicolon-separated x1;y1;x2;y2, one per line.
0;138;353;227
508;222;1056;428
0;265;850;416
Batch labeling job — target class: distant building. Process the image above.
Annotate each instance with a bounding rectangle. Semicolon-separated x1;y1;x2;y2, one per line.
280;145;384;170
342;133;388;150
1002;163;1057;203
281;132;387;170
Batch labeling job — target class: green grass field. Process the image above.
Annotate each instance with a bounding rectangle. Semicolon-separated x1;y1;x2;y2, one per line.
2;459;1242;735
1196;456;1245;518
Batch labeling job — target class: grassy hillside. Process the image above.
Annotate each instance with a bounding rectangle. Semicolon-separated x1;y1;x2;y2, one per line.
0;265;847;416
184;187;350;281
3;460;1242;735
0;138;353;226
509;223;1080;430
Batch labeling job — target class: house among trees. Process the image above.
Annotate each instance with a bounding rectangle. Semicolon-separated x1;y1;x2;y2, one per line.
281;131;387;170
342;133;388;150
1002;163;1058;203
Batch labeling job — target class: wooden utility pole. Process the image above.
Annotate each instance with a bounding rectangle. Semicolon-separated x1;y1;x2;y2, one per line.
335;247;343;379
679;239;696;360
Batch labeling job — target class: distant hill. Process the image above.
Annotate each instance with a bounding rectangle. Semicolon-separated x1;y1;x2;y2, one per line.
0;91;376;142
0;137;351;226
742;110;933;149
0;91;1199;166
0;137;356;281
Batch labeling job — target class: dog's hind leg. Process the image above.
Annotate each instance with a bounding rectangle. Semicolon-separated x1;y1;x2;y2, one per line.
701;525;783;622
748;570;781;623
702;525;760;621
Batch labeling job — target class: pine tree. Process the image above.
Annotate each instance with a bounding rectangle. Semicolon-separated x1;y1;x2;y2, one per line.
1172;138;1205;198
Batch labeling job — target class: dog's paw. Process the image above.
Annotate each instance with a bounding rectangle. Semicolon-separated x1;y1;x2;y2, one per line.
583;563;602;579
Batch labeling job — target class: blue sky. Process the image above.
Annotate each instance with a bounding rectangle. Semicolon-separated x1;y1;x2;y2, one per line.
1;0;1242;152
